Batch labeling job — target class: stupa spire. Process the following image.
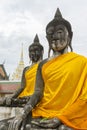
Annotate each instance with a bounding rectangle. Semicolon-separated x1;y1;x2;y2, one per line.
20;43;23;62
11;43;25;80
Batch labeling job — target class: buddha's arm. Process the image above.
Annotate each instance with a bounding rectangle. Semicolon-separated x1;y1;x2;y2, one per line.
12;67;28;98
23;60;47;116
0;67;28;106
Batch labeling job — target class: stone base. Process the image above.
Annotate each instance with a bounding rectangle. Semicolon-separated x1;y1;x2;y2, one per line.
30;126;58;130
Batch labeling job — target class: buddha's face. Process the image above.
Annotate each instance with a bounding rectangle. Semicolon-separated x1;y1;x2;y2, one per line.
29;46;43;62
46;24;70;52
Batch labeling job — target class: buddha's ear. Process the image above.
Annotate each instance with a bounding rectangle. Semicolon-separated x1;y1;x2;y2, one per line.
46;35;48;40
46;35;51;45
67;36;71;45
40;50;44;60
71;31;73;39
42;50;44;55
69;31;73;42
68;34;73;52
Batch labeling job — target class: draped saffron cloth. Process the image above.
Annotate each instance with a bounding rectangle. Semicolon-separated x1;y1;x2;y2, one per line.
19;63;38;97
32;52;87;130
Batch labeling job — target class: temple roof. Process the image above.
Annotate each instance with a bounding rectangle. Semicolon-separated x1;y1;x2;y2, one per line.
0;64;9;80
0;81;20;94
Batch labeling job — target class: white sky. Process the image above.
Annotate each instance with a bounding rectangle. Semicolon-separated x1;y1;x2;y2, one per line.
0;0;87;77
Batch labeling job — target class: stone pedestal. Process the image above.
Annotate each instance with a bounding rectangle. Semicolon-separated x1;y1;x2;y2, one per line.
0;107;23;121
0;107;12;120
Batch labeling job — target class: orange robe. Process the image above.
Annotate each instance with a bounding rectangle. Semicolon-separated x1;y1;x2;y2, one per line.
19;63;38;97
32;52;87;130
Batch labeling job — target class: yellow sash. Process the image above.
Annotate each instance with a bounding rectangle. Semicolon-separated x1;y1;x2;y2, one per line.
32;52;87;129
19;63;38;97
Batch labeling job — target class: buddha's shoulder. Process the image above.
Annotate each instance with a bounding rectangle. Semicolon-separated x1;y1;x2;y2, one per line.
72;52;87;62
39;58;48;68
23;66;30;72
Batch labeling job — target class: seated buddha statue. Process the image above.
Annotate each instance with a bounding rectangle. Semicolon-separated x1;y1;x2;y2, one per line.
0;34;44;107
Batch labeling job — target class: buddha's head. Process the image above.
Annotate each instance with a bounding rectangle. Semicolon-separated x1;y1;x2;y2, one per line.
46;8;73;57
29;34;44;63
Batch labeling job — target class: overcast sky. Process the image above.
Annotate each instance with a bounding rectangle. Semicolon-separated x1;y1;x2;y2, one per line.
0;0;87;77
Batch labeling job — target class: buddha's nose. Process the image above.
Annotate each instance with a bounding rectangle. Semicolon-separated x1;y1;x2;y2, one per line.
52;32;60;40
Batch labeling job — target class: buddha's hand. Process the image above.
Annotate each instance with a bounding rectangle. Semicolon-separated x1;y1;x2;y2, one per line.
24;104;33;115
5;96;12;106
8;115;23;130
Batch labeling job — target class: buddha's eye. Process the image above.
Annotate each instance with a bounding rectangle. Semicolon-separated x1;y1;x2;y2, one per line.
47;30;53;35
46;27;54;35
57;30;63;34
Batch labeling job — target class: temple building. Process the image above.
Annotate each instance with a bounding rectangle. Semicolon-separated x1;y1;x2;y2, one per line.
0;45;24;119
11;44;25;81
0;44;24;97
0;64;9;80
